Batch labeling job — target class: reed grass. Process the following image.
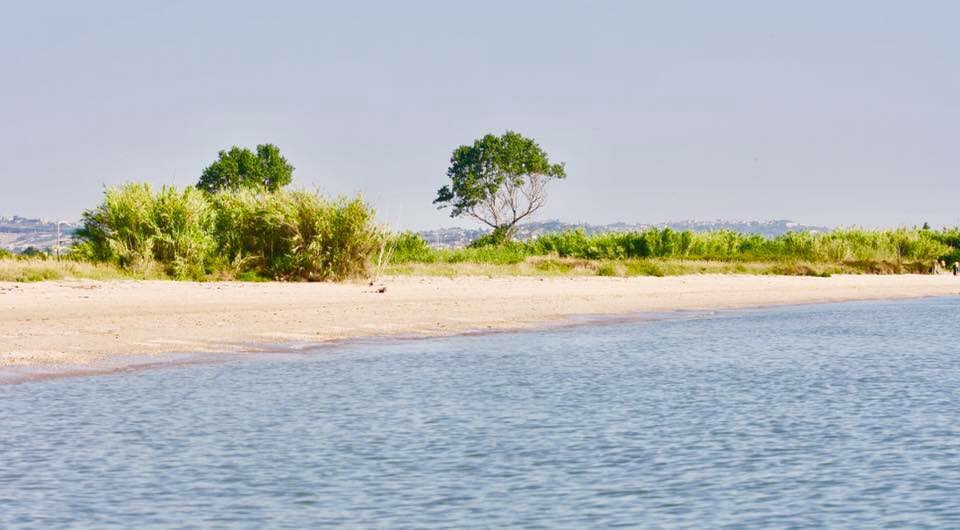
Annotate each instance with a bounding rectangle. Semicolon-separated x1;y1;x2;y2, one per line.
0;258;140;282
8;184;959;282
72;183;381;281
389;227;955;275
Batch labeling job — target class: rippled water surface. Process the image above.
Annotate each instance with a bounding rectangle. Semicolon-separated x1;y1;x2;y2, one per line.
3;298;960;528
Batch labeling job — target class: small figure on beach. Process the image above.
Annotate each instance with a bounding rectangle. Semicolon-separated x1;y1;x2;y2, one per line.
954;262;959;276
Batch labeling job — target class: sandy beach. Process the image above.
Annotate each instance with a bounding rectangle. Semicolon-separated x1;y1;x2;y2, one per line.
1;274;958;375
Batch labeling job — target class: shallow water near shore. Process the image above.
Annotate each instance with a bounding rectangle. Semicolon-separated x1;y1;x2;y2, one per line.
3;298;960;528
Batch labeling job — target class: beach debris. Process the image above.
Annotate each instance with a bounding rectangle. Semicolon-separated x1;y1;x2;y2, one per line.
376;286;387;294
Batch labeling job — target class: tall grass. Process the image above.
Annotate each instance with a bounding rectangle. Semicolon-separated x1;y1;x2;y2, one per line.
209;189;379;280
389;227;956;274
527;227;950;263
73;183;381;280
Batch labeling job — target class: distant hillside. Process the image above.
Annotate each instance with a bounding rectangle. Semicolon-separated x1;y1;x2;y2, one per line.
0;216;78;252
418;219;830;248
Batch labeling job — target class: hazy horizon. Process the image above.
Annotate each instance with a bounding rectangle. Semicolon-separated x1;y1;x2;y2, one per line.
3;1;958;230
1;213;837;233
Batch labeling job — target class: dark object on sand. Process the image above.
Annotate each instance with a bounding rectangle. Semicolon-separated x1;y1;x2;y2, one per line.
376;286;387;294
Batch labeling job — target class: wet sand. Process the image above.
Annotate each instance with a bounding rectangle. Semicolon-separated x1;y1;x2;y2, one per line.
1;275;958;381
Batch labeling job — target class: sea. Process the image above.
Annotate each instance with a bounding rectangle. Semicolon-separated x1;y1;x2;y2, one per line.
2;297;959;528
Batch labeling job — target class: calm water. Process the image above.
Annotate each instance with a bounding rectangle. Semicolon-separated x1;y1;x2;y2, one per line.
3;298;960;528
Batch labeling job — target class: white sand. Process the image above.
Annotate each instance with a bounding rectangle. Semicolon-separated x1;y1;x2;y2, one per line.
1;275;958;370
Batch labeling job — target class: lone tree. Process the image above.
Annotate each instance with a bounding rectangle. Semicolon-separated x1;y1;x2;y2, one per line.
434;131;566;241
197;144;294;193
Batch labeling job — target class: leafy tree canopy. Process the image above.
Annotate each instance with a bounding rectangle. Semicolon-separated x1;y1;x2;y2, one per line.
434;131;566;240
197;144;294;193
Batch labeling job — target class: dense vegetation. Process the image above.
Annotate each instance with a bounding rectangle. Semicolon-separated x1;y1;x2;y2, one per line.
4;139;960;281
387;227;960;276
71;183;381;280
7;218;960;281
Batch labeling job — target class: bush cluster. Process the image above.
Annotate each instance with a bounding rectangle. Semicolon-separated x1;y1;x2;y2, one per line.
73;183;381;280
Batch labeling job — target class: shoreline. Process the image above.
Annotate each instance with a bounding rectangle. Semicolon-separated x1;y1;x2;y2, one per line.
2;274;959;384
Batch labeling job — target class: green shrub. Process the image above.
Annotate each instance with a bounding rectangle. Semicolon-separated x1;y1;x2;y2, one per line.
152;186;215;279
74;182;158;268
74;183;213;279
388;232;435;264
209;189;379;280
445;244;527;265
74;183;380;281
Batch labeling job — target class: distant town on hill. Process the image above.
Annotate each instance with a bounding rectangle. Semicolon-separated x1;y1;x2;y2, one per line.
0;217;80;253
0;215;829;253
416;219;830;248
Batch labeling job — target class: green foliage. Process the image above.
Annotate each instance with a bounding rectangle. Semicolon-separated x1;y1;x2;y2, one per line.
73;182;158;267
389;232;435;264
388;232;528;265
389;226;957;273
197;144;294;193
446;244;527;265
525;227;950;263
74;183;212;278
152;186;215;279
210;189;379;280
930;228;960;262
74;183;380;281
434;131;566;238
0;248;12;259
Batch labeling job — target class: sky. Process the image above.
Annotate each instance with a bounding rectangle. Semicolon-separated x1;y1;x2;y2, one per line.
2;1;958;229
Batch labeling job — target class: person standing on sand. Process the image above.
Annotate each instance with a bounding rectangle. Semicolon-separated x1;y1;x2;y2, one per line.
953;262;959;276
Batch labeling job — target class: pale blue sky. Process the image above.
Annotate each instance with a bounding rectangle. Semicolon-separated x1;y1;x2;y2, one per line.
2;1;958;229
